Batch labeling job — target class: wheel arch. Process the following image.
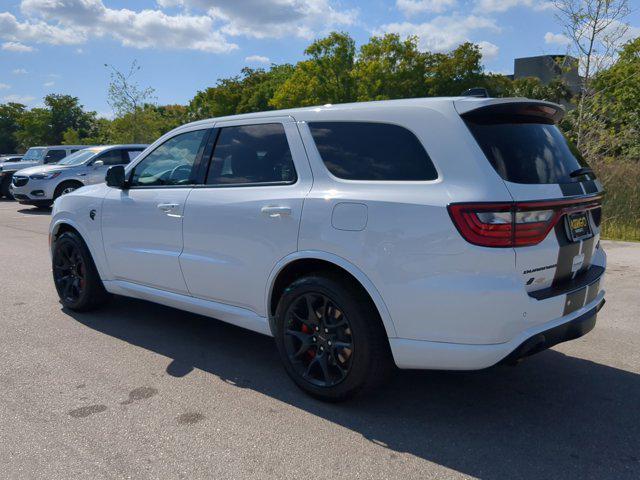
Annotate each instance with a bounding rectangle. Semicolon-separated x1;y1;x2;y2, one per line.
267;251;397;339
50;217;109;280
54;179;85;197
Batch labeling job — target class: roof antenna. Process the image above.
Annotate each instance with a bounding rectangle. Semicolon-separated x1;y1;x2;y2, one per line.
461;87;489;98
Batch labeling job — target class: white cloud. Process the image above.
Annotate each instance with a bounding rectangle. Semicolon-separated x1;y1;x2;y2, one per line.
378;15;500;52
0;83;10;90
0;12;86;45
8;0;237;53
396;0;456;16
44;81;55;87
478;40;499;59
12;68;28;74
1;0;357;54
245;54;270;64
2;94;35;104
544;32;571;47
157;0;357;39
2;41;35;52
474;0;553;13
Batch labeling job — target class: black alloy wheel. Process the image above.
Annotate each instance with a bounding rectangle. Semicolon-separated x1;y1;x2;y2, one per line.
53;240;86;304
51;231;110;311
284;293;354;387
275;273;394;401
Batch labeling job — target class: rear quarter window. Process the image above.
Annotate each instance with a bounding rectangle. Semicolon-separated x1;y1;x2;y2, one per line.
464;118;592;184
308;122;438;181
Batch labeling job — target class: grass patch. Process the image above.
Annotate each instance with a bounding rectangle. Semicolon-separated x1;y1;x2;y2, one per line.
592;160;640;242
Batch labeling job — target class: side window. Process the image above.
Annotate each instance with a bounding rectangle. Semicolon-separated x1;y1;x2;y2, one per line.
130;130;208;187
308;122;438;181
96;149;125;166
206;123;297;186
44;149;67;164
126;150;144;162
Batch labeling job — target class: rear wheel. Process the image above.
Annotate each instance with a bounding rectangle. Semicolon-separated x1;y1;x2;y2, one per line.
274;273;393;401
52;231;110;311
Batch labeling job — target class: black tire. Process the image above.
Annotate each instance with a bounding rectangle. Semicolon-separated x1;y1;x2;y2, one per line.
274;272;394;401
53;181;83;200
52;231;111;311
0;175;12;199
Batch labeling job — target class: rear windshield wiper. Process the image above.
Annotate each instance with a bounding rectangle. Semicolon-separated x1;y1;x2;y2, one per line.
569;167;594;178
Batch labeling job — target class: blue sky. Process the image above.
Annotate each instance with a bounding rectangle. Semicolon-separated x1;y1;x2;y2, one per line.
1;0;638;116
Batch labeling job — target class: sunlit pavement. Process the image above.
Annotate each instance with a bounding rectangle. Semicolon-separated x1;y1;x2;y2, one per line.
0;198;638;480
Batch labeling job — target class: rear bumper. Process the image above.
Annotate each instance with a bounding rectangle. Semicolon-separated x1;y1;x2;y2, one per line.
390;294;605;370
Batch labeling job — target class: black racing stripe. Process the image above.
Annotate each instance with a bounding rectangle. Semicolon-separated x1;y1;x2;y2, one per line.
582;180;598;194
553;221;580;285
560;182;583;197
585;279;600;305
591;207;602;228
563;286;587;315
580;236;596;272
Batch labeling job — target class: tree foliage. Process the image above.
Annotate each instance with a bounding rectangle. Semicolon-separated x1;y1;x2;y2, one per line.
0;30;637;168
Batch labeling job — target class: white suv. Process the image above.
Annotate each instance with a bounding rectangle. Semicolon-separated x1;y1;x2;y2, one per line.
49;97;606;400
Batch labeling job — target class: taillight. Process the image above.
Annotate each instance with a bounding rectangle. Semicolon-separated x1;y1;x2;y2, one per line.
448;195;602;248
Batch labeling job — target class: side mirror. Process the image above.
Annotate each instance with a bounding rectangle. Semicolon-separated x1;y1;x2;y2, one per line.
93;160;104;169
106;165;126;189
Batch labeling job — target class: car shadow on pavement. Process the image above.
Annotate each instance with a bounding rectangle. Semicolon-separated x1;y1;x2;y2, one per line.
17;207;52;215
66;296;640;480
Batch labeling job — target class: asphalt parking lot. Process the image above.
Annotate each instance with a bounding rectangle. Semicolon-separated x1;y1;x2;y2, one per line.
0;199;638;480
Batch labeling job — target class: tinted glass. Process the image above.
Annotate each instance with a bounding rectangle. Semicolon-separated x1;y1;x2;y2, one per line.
22;148;46;161
206;124;296;185
57;149;98;166
465;120;592;184
126;149;144;162
130;130;207;187
308;122;438;181
44;149;67;163
97;149;126;166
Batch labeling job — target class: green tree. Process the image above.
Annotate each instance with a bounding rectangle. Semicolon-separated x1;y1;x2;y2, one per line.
578;36;640;161
15;108;52;149
0;102;26;153
353;34;428;101
424;42;485;96
271;32;356;109
44;94;96;144
105;61;157;143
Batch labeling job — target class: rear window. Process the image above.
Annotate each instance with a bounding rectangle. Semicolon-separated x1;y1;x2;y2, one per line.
308;122;438;181
465;119;592;184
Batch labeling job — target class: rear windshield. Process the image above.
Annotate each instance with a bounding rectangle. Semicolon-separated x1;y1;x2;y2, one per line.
465;119;592;184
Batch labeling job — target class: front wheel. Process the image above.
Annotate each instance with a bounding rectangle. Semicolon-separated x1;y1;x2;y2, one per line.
274;273;393;401
53;181;82;200
52;231;110;311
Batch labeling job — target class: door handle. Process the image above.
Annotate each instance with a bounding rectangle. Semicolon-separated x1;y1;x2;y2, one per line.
157;203;179;212
261;206;292;218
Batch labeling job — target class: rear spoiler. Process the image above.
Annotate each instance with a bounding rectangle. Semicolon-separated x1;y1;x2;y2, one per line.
454;98;565;124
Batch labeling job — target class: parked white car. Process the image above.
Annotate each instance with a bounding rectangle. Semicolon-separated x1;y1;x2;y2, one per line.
49;97;606;400
12;145;147;208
